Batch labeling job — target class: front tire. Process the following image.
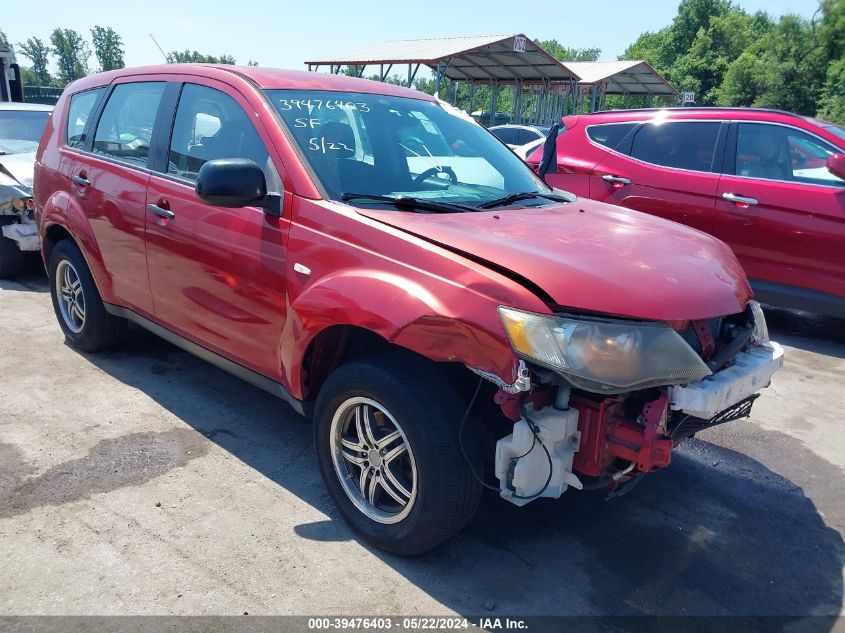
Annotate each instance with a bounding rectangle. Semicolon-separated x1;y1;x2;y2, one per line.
48;240;127;352
314;356;481;555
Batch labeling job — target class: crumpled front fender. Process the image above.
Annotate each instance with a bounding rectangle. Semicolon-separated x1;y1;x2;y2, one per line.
280;269;520;399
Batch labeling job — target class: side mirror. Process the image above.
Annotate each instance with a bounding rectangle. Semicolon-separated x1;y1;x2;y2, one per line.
196;158;268;209
827;153;845;181
537;123;561;182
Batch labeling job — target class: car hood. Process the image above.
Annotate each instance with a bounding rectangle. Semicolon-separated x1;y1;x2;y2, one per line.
357;199;752;322
0;152;36;189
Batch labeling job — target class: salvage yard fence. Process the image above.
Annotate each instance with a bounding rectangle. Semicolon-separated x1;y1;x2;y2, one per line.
23;86;63;106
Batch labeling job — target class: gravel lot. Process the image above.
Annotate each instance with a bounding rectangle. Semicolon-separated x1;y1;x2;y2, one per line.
1;260;844;618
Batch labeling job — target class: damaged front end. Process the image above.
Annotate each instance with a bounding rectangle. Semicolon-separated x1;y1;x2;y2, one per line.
478;301;783;505
1;158;39;253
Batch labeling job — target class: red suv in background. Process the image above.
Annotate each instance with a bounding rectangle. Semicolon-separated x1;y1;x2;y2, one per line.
531;108;845;318
34;66;782;554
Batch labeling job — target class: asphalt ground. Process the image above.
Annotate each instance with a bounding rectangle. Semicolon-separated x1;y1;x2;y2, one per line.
1;259;843;621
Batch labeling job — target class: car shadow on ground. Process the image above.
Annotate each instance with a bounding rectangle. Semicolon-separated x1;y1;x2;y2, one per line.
0;254;48;293
77;326;844;620
763;305;845;359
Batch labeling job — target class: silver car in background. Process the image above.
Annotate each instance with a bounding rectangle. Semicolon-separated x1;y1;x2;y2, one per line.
0;102;53;277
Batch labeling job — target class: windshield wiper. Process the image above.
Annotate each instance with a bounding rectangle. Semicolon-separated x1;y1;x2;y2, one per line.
475;191;573;209
341;192;477;214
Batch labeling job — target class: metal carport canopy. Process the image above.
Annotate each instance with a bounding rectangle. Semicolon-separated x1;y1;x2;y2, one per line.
304;34;579;85
561;60;677;95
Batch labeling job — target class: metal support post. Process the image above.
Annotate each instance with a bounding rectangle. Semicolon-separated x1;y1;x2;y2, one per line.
407;63;420;88
434;58;453;97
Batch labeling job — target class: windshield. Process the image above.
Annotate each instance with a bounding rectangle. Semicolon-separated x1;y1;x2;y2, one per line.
265;90;551;208
0;110;51;154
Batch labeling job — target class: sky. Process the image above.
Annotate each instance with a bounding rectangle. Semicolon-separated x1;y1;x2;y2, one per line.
2;0;822;77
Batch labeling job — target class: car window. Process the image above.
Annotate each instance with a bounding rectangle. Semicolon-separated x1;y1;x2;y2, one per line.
586;123;637;151
167;83;270;182
398;111;449;157
824;124;845;142
265;90;548;206
66;88;105;149
736;123;844;187
92;82;165;167
517;129;541;145
0;109;51;154
631;121;720;171
492;128;518;145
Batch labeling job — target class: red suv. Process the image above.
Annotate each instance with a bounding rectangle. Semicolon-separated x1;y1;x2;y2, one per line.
34;66;782;554
530;108;845;318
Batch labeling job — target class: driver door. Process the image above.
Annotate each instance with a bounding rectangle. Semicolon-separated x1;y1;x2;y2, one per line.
144;80;291;379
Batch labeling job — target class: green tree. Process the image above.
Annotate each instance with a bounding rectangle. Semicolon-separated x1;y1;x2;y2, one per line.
50;28;90;84
817;56;845;123
715;50;764;106
620;29;672;74
817;0;845;62
0;30;8;46
16;37;52;85
663;0;733;61
91;26;124;71
536;39;600;62
622;1;774;105
618;0;844;117
746;15;825;114
166;50;236;64
20;67;38;85
673;10;772;104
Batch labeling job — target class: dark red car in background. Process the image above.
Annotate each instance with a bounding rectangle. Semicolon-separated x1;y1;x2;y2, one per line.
530;108;845;318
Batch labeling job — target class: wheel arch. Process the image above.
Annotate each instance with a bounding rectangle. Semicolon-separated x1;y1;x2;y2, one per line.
282;269;521;403
39;190;115;303
298;323;487;406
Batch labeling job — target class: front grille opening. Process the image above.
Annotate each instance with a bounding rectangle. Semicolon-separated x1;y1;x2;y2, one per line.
669;394;758;440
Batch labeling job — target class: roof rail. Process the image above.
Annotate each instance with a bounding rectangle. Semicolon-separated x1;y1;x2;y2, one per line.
586;106;802;118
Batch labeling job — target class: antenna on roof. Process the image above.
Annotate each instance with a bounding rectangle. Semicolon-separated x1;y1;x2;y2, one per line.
149;33;168;63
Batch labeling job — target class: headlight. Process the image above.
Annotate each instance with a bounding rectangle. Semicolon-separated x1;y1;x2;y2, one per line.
11;197;34;214
748;300;769;344
498;307;711;393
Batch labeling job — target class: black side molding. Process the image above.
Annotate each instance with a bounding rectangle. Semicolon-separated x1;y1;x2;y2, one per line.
103;303;311;417
750;279;845;320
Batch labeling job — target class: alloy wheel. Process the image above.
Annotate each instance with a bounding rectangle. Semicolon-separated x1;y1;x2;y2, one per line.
330;397;418;524
55;259;86;334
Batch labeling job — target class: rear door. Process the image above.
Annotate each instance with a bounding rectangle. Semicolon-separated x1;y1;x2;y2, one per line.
69;79;167;315
144;79;291;378
714;121;845;307
589;120;725;234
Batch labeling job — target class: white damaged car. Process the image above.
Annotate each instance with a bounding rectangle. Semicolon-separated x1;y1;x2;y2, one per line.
0;102;53;277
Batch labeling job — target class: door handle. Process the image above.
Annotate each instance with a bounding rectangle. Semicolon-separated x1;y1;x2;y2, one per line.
722;193;758;206
71;174;90;187
147;203;175;220
602;174;631;186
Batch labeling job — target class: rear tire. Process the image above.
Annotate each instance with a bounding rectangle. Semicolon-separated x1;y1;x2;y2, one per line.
314;355;481;555
0;235;25;278
48;239;127;352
